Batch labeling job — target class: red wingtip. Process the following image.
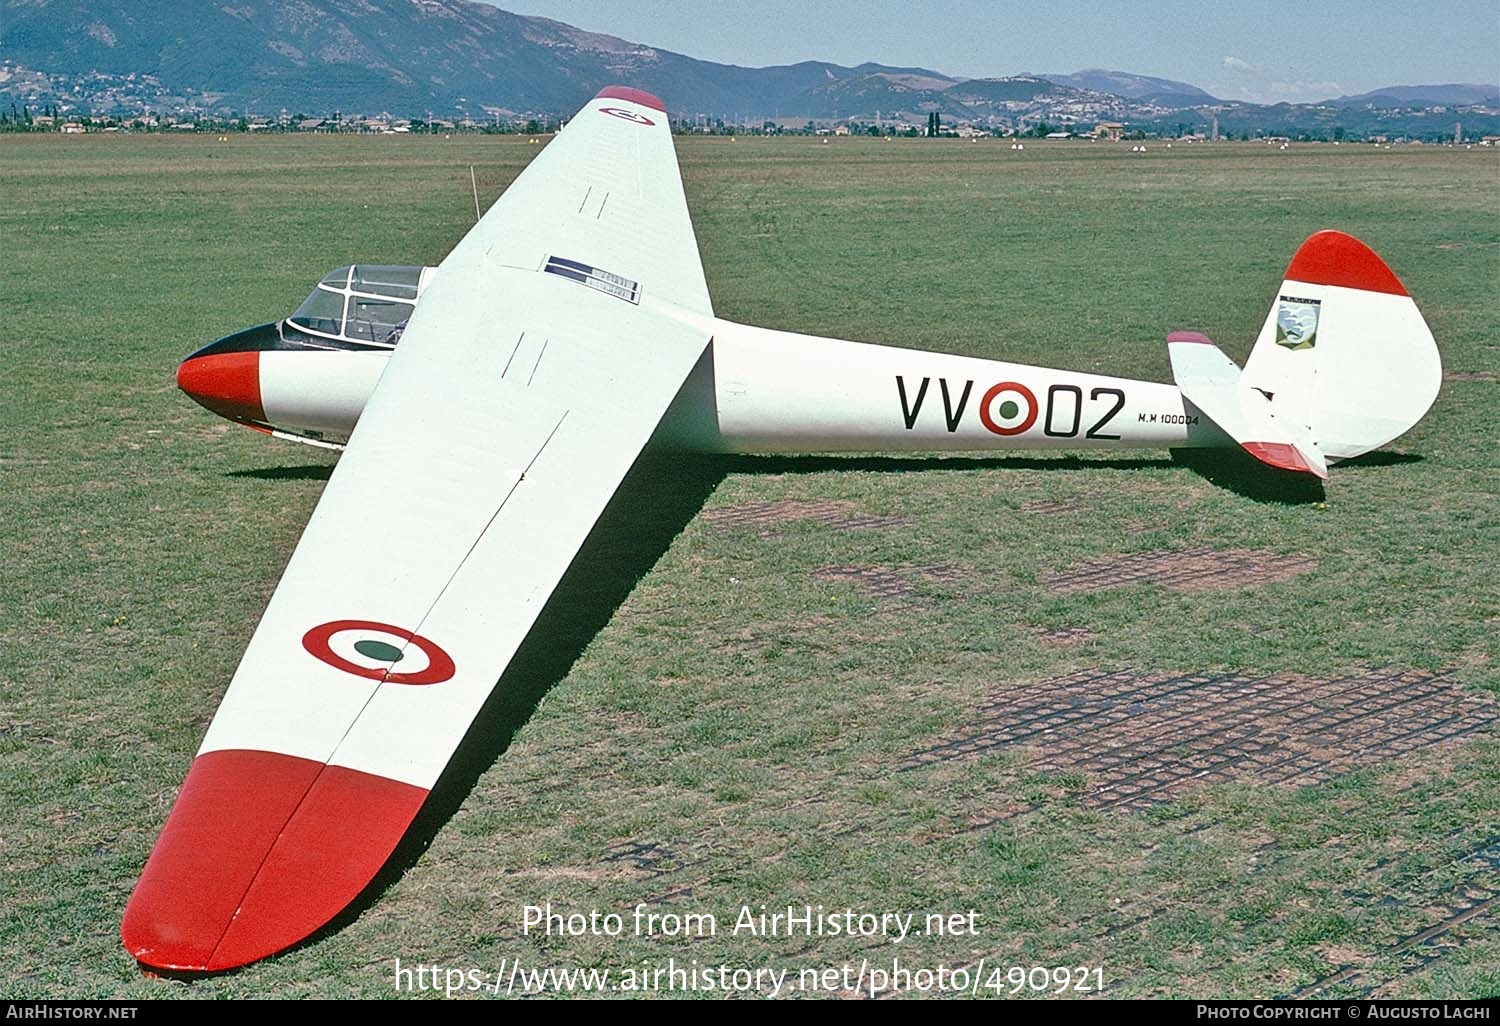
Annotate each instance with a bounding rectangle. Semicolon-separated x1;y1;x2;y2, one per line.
1284;230;1408;296
594;85;666;112
177;352;265;424
122;749;428;971
1167;331;1215;345
1241;441;1329;480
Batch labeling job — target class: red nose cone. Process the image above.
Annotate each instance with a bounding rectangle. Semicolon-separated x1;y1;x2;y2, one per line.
177;352;265;424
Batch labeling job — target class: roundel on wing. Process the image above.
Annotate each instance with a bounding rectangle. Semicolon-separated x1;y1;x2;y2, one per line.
599;106;655;126
979;381;1039;436
301;619;456;685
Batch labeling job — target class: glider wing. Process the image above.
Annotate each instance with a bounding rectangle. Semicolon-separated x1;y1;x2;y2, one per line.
123;86;713;971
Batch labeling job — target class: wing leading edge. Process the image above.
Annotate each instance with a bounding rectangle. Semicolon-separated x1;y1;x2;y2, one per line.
123;86;714;971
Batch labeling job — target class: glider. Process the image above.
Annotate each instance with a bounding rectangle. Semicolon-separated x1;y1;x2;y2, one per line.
125;86;1441;972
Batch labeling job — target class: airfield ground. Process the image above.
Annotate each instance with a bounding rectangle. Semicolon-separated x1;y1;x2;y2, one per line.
1;133;1496;998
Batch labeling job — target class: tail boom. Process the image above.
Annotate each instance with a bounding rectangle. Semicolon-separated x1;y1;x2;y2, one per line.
661;320;1227;454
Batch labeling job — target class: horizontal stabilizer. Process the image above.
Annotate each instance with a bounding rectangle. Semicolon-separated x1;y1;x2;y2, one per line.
1168;332;1329;479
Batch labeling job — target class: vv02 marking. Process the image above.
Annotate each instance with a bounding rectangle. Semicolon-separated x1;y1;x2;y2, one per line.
896;375;1125;439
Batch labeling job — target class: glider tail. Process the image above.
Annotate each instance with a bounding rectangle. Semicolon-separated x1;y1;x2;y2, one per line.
1169;230;1440;476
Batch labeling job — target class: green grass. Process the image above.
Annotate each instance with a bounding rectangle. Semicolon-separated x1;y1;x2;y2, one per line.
1;133;1496;999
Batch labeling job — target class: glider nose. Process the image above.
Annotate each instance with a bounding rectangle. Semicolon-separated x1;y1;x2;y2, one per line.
177;351;265;424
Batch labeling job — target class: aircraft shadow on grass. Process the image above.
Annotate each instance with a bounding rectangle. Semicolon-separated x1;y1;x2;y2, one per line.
226;464;335;482
221;449;1420;492
1332;450;1424;469
225;442;1418;964
1170;447;1419;503
1170;448;1326;504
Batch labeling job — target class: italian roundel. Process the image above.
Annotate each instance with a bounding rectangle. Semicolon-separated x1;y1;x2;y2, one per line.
302;619;456;685
979;381;1039;436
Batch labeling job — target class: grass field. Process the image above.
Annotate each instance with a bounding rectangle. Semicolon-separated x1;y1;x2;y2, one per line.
1;132;1497;999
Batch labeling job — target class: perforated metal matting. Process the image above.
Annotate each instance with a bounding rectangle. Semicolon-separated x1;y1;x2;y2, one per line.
903;667;1498;816
701;499;908;531
1043;546;1317;594
599;839;687;875
1034;625;1097;645
1020;500;1079;515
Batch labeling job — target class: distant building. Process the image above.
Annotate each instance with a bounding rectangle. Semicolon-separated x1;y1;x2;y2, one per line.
1094;121;1124;141
60;122;83;134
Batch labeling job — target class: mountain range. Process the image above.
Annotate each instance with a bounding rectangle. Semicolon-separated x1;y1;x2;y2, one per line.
1;0;1495;136
1332;83;1500;107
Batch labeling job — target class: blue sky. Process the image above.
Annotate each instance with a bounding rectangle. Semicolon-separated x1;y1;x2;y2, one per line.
488;0;1500;103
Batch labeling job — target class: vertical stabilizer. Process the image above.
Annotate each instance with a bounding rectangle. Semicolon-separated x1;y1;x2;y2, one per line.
1241;231;1440;461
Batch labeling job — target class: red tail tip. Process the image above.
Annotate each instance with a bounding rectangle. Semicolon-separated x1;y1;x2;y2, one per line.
594;85;666;112
1285;230;1408;296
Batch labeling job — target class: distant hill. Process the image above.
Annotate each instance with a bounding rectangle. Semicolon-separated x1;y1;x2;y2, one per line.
1327;83;1500;107
794;71;957;119
1;0;1495;141
0;0;955;116
1040;68;1220;105
949;76;1078;104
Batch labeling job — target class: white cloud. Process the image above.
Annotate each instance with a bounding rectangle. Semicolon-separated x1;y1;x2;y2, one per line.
1218;55;1342;103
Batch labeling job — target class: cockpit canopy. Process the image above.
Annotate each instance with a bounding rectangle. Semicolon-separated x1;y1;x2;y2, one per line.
288;265;432;347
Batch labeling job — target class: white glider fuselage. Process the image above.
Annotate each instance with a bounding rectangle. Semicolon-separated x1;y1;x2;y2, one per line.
192;315;1222;456
677;319;1216;453
186;226;1441;477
